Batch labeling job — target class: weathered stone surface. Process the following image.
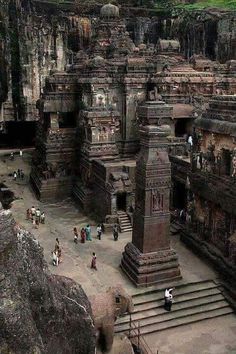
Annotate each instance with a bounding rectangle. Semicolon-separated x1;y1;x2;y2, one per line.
0;203;96;354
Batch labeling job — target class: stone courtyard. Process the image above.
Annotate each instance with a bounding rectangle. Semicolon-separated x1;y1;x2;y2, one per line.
1;151;236;354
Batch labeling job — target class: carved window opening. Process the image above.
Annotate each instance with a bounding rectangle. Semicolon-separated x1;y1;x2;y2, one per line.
58;112;76;128
115;296;121;304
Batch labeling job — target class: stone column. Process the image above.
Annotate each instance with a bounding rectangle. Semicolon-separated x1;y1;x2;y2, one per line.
121;101;181;286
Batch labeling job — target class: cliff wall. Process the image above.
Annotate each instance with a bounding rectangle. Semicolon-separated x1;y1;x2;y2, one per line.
0;1;235;124
0;202;96;353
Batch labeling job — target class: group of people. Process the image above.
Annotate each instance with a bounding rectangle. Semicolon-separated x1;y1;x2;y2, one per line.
13;169;24;181
73;224;106;244
52;238;62;266
26;206;45;227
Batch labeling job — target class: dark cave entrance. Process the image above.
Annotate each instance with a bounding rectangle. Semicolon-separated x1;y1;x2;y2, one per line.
116;192;127;211
205;21;218;60
175;118;188;137
172;181;187;210
0;121;36;148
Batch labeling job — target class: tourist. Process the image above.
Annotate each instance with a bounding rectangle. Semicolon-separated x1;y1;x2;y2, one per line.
97;224;102;240
101;223;105;233
13;171;17;181
55;238;60;251
187;135;193;152
58;247;62;264
52;250;59;266
19;150;23;157
26;208;31;220
91;252;97;270
17;169;21;179
35;208;41;225
73;227;78;244
40;212;45;224
85;224;92;241
31;206;36;219
164;288;174;311
81;228;86;243
10;152;14;161
113;224;119;241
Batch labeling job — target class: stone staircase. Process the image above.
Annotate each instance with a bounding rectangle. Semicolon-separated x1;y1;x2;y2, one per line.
114;280;234;337
117;211;132;233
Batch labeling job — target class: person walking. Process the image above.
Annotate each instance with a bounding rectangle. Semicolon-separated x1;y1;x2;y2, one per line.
81;228;86;243
85;224;92;241
26;209;31;220
35;208;41;226
164;288;174;311
55;238;60;252
31;206;36;219
52;250;59;266
13;171;17;181
97;224;102;240
113;224;119;241
91;252;97;270
73;227;78;244
40;212;45;224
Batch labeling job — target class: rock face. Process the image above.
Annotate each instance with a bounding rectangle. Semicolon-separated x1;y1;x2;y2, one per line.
126;9;236;62
0;204;95;354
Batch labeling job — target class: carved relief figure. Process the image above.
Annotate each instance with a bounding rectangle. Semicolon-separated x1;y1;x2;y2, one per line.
232;149;236;177
152;190;163;212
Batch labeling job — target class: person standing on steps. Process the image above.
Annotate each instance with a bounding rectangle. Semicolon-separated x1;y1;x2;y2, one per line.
164;288;174;311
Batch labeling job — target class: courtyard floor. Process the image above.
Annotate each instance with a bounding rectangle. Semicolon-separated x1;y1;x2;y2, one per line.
1;152;236;354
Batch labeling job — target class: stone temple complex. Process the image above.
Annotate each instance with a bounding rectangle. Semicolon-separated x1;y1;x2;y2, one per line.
1;1;236;353
27;3;236;283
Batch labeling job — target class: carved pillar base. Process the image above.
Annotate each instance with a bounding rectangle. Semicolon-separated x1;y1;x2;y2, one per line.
121;242;181;287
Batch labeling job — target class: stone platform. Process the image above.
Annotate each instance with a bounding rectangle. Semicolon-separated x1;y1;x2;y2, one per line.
121;242;181;287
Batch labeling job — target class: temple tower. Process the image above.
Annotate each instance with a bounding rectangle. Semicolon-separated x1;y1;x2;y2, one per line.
121;101;181;286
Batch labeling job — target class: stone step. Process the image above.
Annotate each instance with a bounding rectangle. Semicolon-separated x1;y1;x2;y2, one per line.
130;307;234;337
119;217;130;222
120;221;132;226
132;280;218;305
133;287;221;313
115;300;232;334
115;293;225;325
121;228;132;233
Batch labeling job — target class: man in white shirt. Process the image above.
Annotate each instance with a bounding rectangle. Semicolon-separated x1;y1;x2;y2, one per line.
164;288;174;311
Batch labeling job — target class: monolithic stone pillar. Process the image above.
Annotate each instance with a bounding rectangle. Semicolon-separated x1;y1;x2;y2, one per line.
121;101;181;286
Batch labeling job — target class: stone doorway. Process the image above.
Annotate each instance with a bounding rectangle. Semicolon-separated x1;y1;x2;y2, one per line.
172;181;187;210
116;192;127;211
222;149;231;176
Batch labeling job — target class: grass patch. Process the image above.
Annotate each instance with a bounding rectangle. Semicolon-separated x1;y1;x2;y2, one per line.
175;0;236;11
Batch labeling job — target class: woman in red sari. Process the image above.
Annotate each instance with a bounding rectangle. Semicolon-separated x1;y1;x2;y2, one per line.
81;228;86;243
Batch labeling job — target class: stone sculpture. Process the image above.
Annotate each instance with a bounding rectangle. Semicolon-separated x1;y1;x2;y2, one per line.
89;286;134;351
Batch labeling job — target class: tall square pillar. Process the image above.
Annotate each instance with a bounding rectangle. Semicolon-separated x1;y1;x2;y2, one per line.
121;101;181;286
